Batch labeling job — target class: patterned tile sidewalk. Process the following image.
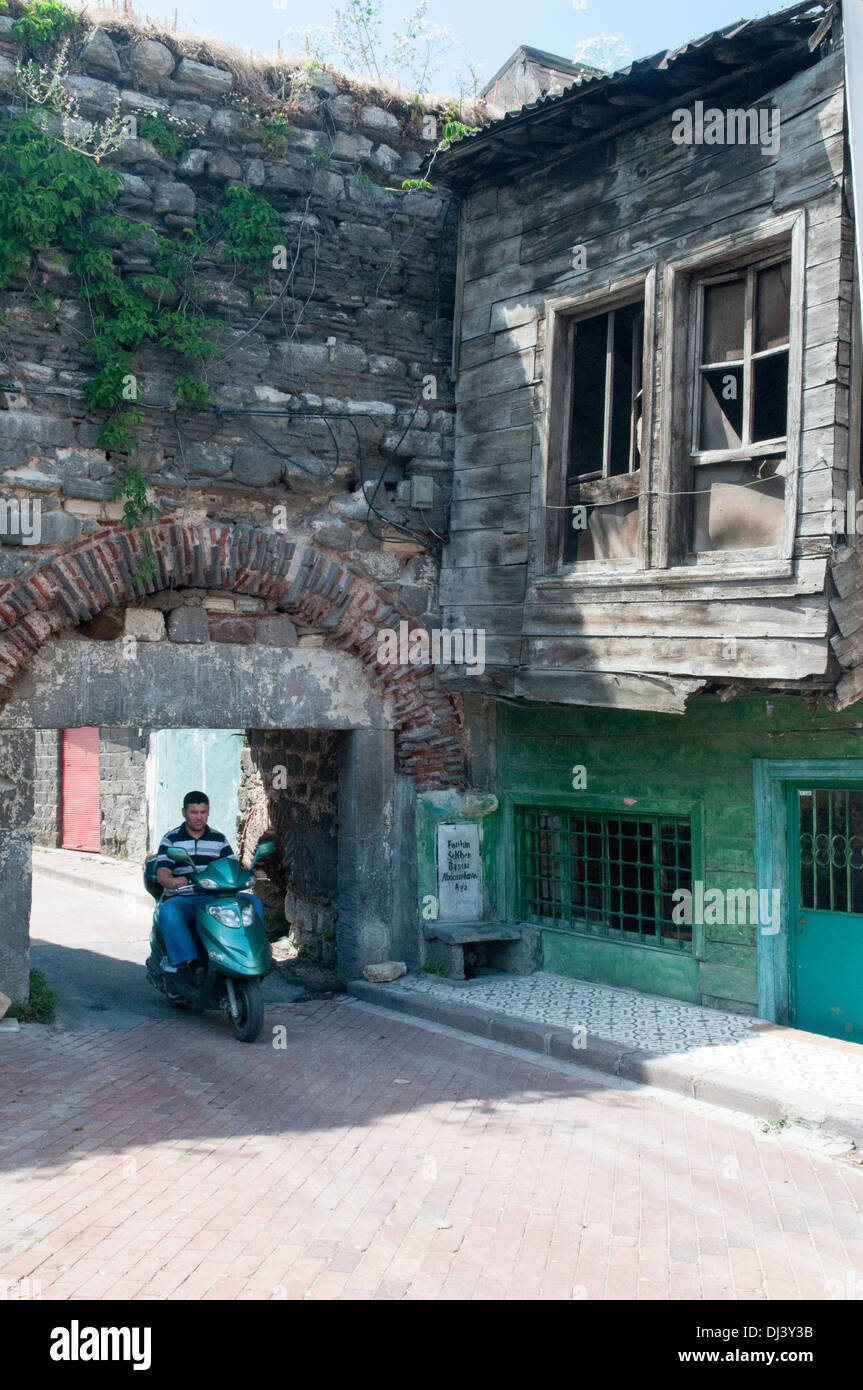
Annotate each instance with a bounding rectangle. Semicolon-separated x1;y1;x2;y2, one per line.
1;998;863;1301
348;972;863;1136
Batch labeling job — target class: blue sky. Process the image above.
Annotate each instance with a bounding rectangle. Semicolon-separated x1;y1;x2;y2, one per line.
159;0;795;92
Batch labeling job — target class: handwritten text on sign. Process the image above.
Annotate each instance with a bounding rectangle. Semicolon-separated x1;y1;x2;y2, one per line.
437;823;483;919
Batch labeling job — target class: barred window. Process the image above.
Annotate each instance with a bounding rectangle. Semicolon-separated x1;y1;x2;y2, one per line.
515;806;692;949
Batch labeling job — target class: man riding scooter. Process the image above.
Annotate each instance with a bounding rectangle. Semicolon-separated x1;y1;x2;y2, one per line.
154;791;269;986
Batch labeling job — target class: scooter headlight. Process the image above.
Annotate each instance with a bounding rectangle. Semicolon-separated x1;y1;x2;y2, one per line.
241;905;255;927
198;877;219;890
208;904;242;928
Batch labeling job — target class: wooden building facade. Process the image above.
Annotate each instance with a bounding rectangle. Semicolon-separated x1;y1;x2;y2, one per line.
419;3;863;1042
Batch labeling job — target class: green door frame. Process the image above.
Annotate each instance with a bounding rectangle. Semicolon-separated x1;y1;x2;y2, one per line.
753;758;863;1023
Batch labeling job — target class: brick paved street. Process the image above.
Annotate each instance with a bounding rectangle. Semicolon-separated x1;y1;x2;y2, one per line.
1;871;862;1303
3;980;863;1300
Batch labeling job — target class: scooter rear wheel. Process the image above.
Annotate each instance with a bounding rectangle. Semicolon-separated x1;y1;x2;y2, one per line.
230;979;264;1043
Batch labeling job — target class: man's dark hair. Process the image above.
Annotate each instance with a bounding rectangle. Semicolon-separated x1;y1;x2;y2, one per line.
183;791;209;808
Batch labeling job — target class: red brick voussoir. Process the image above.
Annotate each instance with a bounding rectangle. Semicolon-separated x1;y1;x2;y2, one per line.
0;516;468;791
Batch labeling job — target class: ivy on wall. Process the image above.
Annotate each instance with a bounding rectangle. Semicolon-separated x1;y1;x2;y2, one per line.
0;117;283;454
0;0;467;545
0;0;287;546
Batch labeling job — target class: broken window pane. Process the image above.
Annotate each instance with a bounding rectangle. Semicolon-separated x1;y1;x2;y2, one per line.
565;298;644;564
570;314;607;478
752;351;789;441
691;457;786;552
755;260;791;351
609;303;643;476
702;278;745;363
699;366;743;450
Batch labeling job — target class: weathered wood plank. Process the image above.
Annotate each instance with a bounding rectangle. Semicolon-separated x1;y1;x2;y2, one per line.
459;333;495;370
455;389;535;437
452;460;532;500
436;664;516;697
523;635;828;680
506;51;844;245
520;135;777;266
521;596;829;639
449;495;531;531
488;296;544;334
832;663;863;711
463;233;523;283
460;305;491;340
830;586;863;636
440;603;525;633
513;668;706;714
830;546;860;599
462;266;539;313
445;530;530;567
525;556;828;603
454;425;535;468
439;564;528;605
455;351;536;404
803;338;845;390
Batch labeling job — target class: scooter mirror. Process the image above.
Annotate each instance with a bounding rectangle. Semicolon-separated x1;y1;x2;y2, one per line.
253;839;277;862
166;846;193;865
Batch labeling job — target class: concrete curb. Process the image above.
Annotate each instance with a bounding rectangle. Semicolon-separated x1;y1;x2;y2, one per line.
347;979;863;1146
32;861;152;909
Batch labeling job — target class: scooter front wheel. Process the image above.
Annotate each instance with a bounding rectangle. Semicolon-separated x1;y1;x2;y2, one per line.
229;979;264;1043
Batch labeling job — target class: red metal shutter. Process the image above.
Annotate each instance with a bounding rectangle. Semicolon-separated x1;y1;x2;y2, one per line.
60;727;101;852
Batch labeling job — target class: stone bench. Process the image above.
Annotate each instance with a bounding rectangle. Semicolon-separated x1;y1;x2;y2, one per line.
423;922;539;981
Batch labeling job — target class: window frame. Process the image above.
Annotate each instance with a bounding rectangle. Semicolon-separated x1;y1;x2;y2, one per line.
501;790;705;962
656;211;806;574
541;269;657;575
690;255;791;460
514;801;694;952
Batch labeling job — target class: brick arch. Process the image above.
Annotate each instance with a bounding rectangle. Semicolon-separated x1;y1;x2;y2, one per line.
0;518;467;790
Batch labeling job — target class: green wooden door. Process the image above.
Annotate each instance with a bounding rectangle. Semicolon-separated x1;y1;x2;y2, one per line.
789;785;863;1042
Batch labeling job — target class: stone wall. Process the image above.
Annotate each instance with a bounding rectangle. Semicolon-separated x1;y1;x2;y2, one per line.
30;724;147;858
0;17;456;631
240;728;339;966
32;727;59;847
98;726;148;860
0;728;34;1000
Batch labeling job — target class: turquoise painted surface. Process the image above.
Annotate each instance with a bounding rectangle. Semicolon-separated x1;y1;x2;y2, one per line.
788;782;863;1042
486;694;863;1018
148;729;243;852
542;930;699;1001
416;791;501;928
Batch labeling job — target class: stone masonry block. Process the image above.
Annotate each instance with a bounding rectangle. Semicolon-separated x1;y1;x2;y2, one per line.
123;607;165;641
167;605;210;643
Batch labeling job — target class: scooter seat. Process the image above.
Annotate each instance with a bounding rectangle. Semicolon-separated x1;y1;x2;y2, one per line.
143;854;162;902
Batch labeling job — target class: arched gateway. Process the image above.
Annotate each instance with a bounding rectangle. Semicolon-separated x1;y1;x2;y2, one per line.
0;518;468;1000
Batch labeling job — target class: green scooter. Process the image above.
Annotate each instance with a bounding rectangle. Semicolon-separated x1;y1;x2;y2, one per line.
144;837;276;1043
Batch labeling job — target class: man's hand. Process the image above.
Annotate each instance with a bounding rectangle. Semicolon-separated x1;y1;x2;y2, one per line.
252;869;269;881
156;867;189;891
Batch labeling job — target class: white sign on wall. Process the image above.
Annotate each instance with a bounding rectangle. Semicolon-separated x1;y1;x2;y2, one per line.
436;822;483;920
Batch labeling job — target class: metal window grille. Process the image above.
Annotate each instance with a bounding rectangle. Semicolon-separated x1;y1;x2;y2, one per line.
798;788;863;915
515;806;693;949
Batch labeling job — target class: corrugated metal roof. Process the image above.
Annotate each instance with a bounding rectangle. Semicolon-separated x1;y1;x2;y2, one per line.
438;0;833;186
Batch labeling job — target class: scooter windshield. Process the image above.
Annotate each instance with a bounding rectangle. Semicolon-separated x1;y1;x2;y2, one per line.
193;857;253;892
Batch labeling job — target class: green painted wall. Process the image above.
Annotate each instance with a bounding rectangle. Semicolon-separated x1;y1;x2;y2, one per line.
476;692;863;1014
148;728;243;852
